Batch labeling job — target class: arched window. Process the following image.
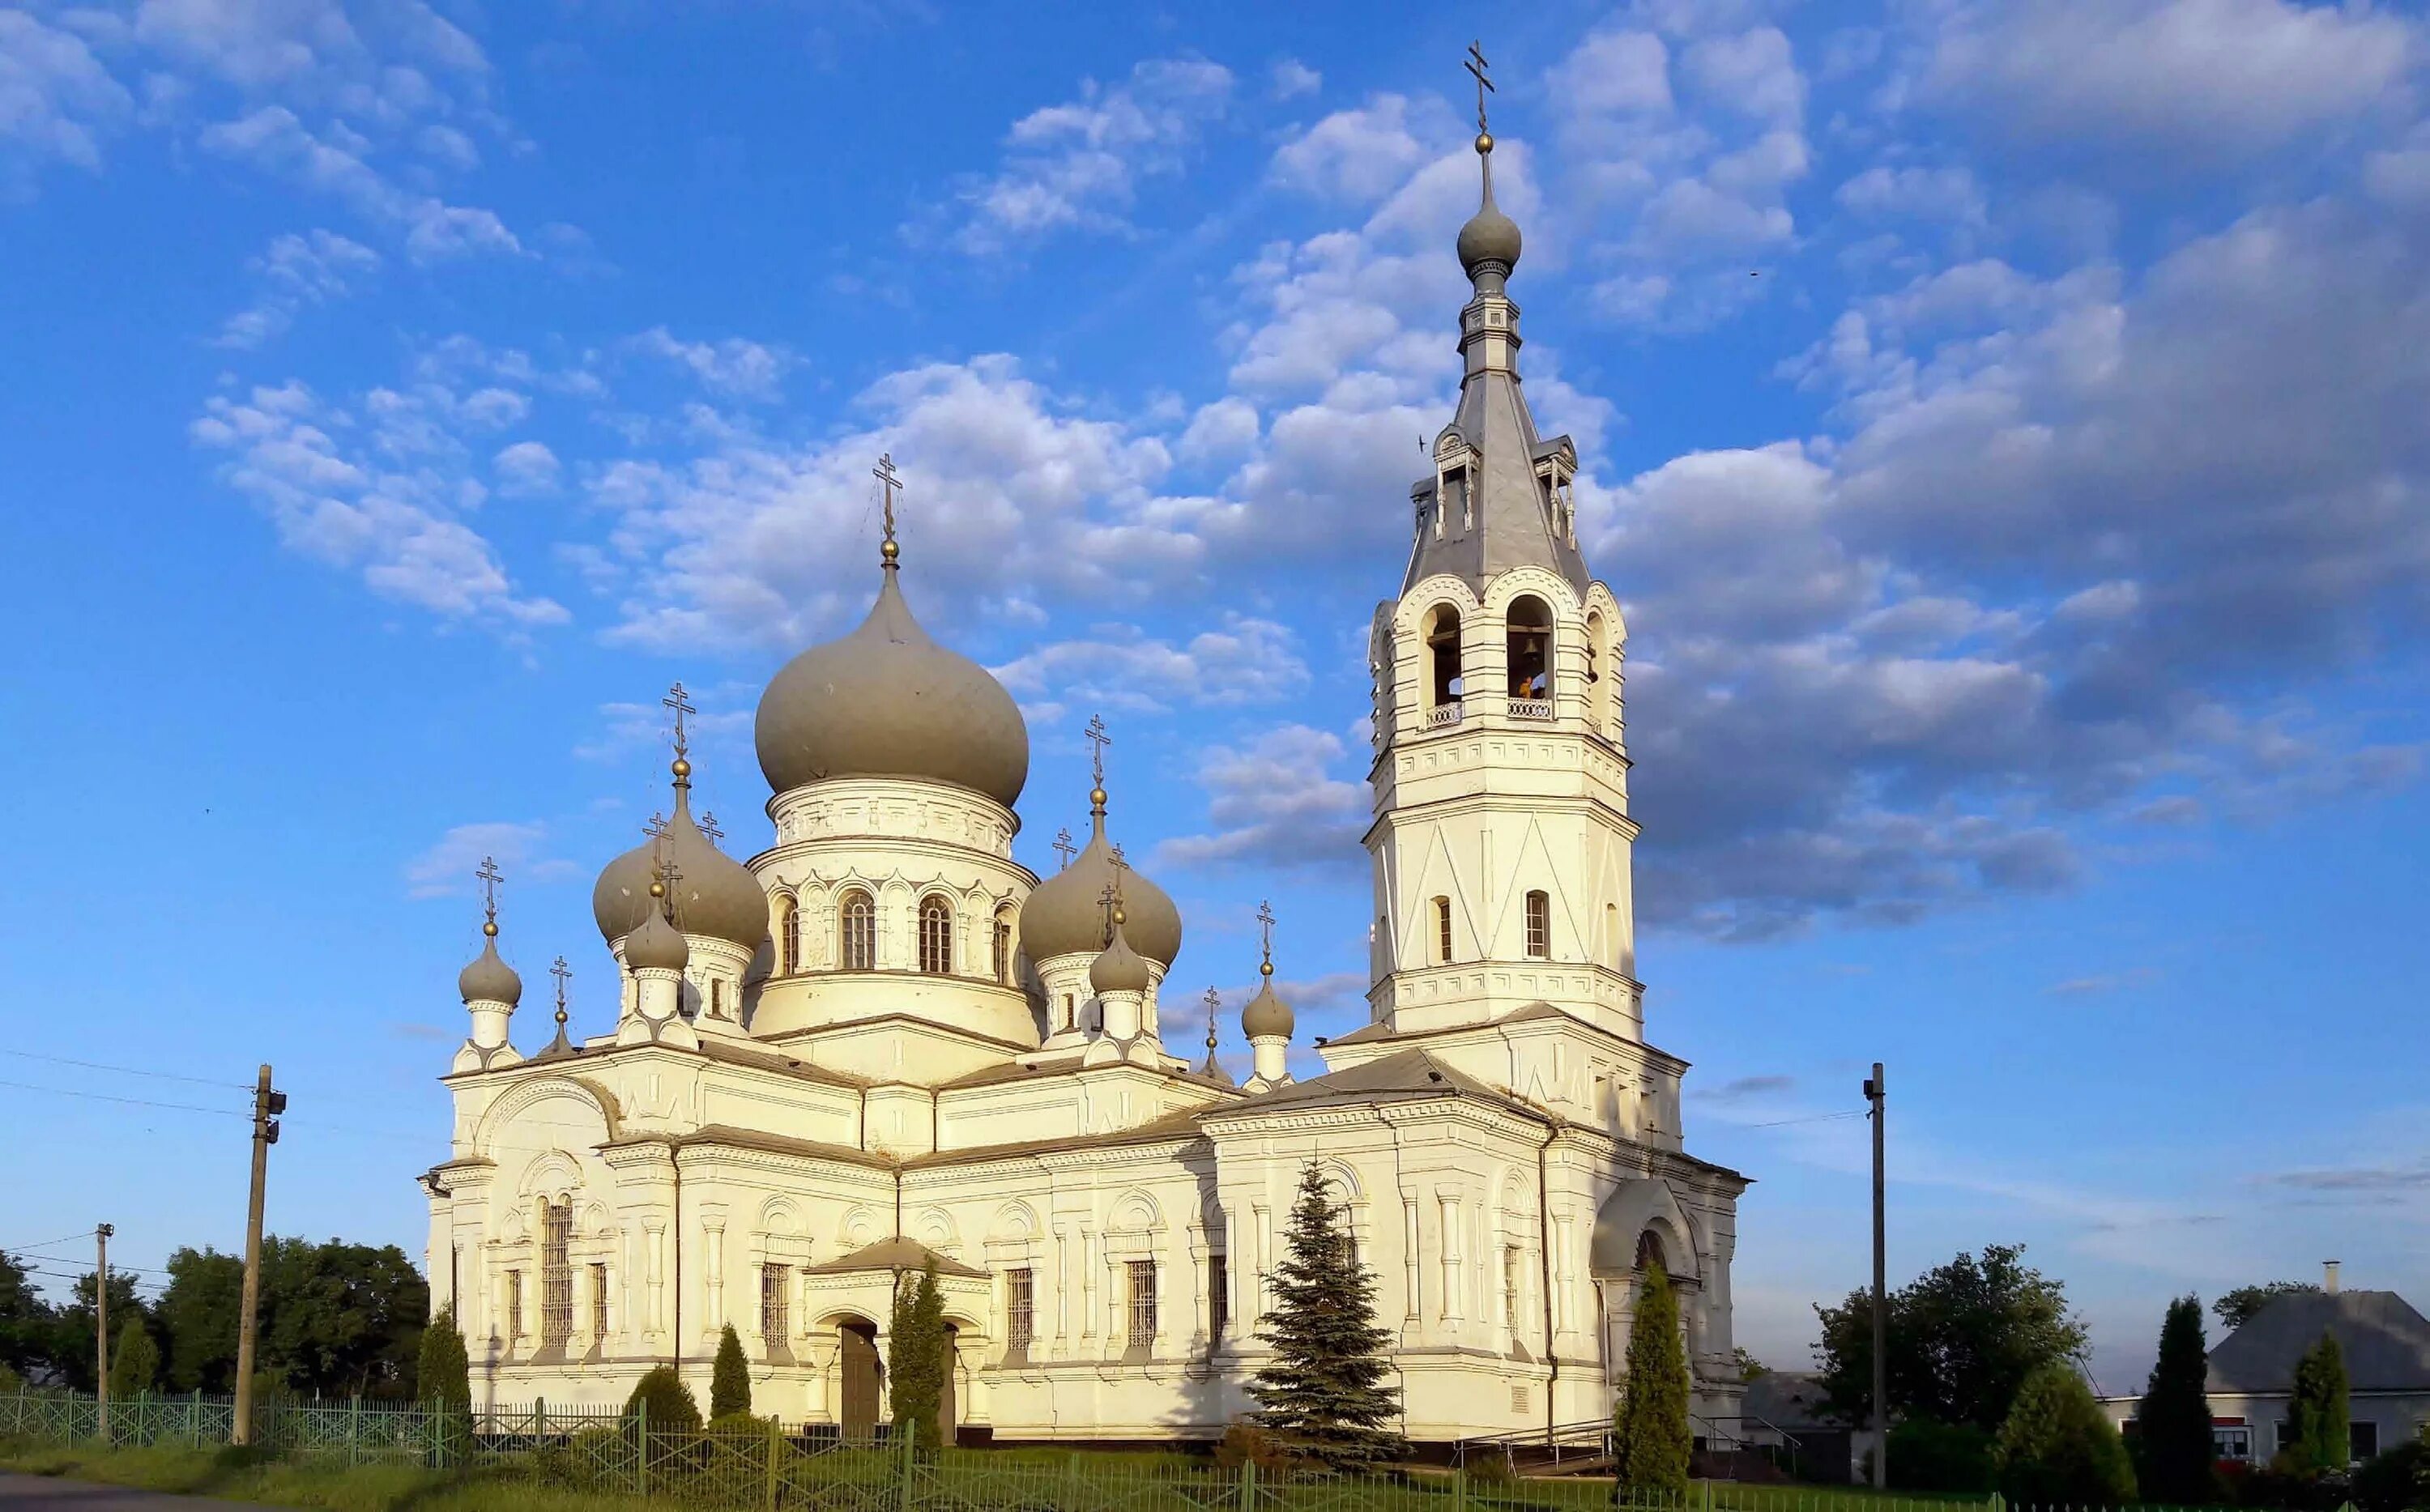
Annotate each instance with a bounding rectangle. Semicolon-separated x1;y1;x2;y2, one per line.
839;889;876;971
1524;890;1550;958
1507;595;1552;705
1424;605;1464;711
992;912;1013;984
777;895;799;975
1585;611;1609;729
919;897;953;975
1433;896;1453;965
1605;903;1620;969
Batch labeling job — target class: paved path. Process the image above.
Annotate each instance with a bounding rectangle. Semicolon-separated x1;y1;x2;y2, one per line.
0;1474;275;1510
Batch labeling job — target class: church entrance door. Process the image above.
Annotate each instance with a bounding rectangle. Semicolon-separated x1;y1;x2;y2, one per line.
838;1319;881;1439
936;1324;957;1445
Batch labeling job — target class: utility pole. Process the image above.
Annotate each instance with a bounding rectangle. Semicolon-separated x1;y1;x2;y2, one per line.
232;1064;284;1446
95;1224;114;1437
1865;1061;1887;1489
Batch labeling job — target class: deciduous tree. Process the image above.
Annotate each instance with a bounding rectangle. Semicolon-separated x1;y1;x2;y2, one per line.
1814;1243;2087;1435
1995;1361;2136;1506
2215;1282;2321;1333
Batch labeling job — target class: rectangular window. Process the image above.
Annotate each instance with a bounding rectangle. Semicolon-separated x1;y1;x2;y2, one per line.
2213;1425;2251;1462
1007;1268;1034;1350
761;1263;789;1342
2351;1421;2380;1463
1524;891;1550;957
590;1263;609;1339
541;1201;573;1348
2279;1420;2302;1457
506;1270;523;1340
1209;1255;1230;1344
1127;1259;1157;1349
1503;1246;1524;1327
1435;897;1453;964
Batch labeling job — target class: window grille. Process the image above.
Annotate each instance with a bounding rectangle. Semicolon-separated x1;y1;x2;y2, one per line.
1435;897;1453;964
919;897;953;974
709;978;724;1017
993;917;1012;983
506;1269;524;1340
1126;1260;1157;1349
590;1263;608;1339
1006;1268;1034;1349
1524;891;1550;958
840;890;876;970
1503;1245;1523;1327
1209;1255;1229;1342
540;1200;573;1347
778;896;799;973
761;1263;788;1342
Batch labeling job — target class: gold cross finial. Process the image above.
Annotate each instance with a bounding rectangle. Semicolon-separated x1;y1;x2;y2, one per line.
1464;40;1494;138
1256;899;1277;969
1098;880;1120;946
1203;986;1221;1054
643;811;669;841
475;856;503;934
874;452;903;564
1083;713;1111;788
700;811;724;845
1052;827;1076;869
662;681;695;763
550;956;571;1025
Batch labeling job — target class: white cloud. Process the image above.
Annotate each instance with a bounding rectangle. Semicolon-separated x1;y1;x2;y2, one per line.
630;328;794;399
199;104;519;261
492;440;560;496
992;615;1310;715
1269;94;1452;204
1835;164;1986;228
0;11;132;179
403;820;565;899
1157;723;1367;873
1269;59;1321;100
213;228;379;347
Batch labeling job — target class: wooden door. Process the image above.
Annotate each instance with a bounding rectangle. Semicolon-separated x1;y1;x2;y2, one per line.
936;1325;957;1445
839;1322;880;1439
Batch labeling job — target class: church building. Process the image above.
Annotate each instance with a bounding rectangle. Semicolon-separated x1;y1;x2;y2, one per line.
421;113;1749;1448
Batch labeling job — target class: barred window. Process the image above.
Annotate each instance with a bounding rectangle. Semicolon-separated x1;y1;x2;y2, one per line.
761;1263;788;1342
1524;891;1550;958
1503;1245;1524;1327
541;1200;573;1348
506;1269;524;1340
1209;1254;1229;1343
778;894;799;974
840;889;876;970
590;1263;608;1339
919;897;953;975
1127;1259;1157;1349
1006;1268;1034;1350
993;914;1013;984
1435;897;1453;964
708;978;725;1017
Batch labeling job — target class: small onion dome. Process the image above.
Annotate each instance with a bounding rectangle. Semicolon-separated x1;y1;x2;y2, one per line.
592;782;768;952
1021;811;1183;965
1456;137;1522;281
458;932;522;1006
624;896;690;972
1089;919;1153;996
755;564;1030;806
1241;968;1294;1040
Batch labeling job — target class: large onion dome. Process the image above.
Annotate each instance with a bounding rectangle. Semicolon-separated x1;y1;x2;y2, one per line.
624;888;691;972
458;928;522;1006
1021;802;1182;966
755;560;1030;807
593;763;768;952
1241;962;1294;1040
1089;918;1153;996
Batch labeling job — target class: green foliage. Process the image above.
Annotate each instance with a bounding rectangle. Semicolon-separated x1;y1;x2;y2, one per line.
416;1310;471;1408
157;1248;245;1392
156;1238;426;1397
1610;1263;1692;1501
2215;1282;2321;1333
105;1316;160;1398
1249;1161;1407;1471
624;1365;700;1430
2282;1331;2350;1475
1813;1242;2088;1435
1885;1416;1995;1493
2134;1295;2223;1504
1213;1420;1292;1474
47;1269;150;1393
886;1260;949;1450
2351;1427;2430;1512
0;1251;54;1382
1733;1346;1768;1382
1994;1361;2137;1506
710;1323;751;1420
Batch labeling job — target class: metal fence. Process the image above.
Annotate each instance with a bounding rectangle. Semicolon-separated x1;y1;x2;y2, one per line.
0;1391;2271;1512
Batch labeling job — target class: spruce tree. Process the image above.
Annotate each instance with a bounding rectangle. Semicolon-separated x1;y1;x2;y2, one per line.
105;1316;159;1399
1610;1263;1692;1501
416;1309;471;1408
887;1261;949;1449
710;1322;752;1420
1249;1161;1406;1472
2285;1331;2350;1473
2135;1296;2222;1503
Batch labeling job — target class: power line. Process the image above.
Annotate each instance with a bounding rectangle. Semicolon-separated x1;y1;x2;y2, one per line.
1740;1108;1868;1129
0;1229;109;1255
0;1048;253;1091
0;1079;248;1118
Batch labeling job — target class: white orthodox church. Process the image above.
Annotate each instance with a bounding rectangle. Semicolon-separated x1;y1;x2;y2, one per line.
421;121;1749;1450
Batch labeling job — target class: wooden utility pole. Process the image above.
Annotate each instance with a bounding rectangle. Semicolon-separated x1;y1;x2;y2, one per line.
1865;1062;1887;1489
232;1064;284;1446
95;1224;114;1437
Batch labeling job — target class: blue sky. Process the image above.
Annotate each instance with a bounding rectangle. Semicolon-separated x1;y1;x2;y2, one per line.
5;0;2428;1387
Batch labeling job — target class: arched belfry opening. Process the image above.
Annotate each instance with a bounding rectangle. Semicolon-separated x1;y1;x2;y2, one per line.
1507;595;1552;704
1424;604;1464;711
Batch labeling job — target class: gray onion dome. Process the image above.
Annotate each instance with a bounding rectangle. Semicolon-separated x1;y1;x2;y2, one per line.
756;564;1030;806
1241;967;1294;1040
624;894;690;972
1456;137;1522;282
593;777;766;952
458;932;522;1006
1089;919;1154;996
1021;811;1183;965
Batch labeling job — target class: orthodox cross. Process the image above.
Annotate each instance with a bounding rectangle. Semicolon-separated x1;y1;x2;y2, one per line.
873;452;902;554
1256;898;1277;967
1098;880;1120;944
663;681;695;760
1202;986;1221;1054
475;856;503;927
1083;713;1111;788
1051;827;1076;869
1109;843;1129;892
1464;40;1494;135
643;811;669;841
657;854;684;922
700;811;725;845
550;956;572;1024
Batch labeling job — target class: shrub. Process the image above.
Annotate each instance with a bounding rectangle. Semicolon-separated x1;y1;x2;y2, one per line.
1994;1361;2137;1507
1887;1416;1996;1493
710;1324;751;1420
625;1365;701;1431
1214;1420;1294;1475
2351;1431;2430;1512
417;1309;471;1408
1464;1445;1517;1484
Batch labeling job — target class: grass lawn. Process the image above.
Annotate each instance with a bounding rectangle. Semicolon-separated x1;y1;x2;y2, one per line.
0;1439;666;1511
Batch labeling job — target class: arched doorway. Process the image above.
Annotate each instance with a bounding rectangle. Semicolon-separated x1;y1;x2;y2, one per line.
937;1322;958;1446
838;1318;882;1439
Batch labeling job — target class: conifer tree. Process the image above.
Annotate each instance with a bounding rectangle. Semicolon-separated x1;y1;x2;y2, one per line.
2135;1296;2222;1503
2285;1331;2350;1473
887;1261;949;1449
1249;1161;1406;1472
710;1322;752;1420
105;1316;159;1399
1995;1361;2137;1505
416;1309;471;1408
1610;1263;1692;1501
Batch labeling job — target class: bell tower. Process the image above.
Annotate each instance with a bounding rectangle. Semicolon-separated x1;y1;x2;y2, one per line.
1362;117;1641;1046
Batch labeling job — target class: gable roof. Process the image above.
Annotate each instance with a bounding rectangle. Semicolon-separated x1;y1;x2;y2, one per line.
804;1237;987;1280
1203;1048;1545;1123
2210;1290;2430;1394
